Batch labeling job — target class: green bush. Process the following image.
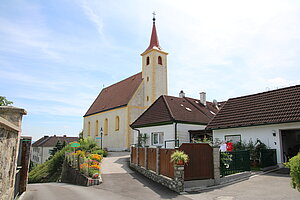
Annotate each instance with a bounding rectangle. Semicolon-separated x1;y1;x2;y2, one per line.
285;153;300;192
91;148;107;157
29;145;72;183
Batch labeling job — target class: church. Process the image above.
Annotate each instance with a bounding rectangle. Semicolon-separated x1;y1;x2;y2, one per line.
83;16;168;151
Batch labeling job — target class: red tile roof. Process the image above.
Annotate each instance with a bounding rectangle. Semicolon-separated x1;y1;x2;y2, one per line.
142;21;162;54
131;95;220;128
32;135;78;147
207;85;300;130
84;72;143;117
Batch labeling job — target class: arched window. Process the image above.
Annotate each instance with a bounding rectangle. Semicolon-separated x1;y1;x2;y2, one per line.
104;118;108;135
158;56;162;65
146;56;150;65
88;121;91;136
147;96;149;101
147;76;149;82
115;116;120;131
95;120;99;136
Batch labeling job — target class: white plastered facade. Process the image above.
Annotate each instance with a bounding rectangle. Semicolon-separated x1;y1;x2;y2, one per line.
134;123;206;149
212;122;300;164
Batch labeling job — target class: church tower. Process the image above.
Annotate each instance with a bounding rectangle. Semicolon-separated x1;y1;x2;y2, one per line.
141;14;168;107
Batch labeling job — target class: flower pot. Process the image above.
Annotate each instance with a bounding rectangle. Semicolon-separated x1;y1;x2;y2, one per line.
177;160;184;165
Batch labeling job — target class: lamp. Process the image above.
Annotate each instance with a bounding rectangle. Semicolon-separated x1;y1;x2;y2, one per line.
100;127;103;149
272;130;276;137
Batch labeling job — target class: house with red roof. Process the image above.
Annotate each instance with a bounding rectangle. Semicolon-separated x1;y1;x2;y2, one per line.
31;135;78;164
207;85;300;164
130;91;221;148
83;16;169;151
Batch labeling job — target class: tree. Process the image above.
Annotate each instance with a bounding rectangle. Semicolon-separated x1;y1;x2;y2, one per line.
49;140;65;157
79;130;83;140
0;96;13;106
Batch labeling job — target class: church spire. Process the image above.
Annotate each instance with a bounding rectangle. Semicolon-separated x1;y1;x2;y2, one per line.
142;12;162;54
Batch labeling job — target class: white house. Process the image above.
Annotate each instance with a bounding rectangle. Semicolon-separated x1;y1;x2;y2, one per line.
207;85;300;164
31;135;78;164
130;92;221;148
83;17;168;151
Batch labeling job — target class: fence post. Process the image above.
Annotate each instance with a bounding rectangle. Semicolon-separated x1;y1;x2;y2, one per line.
213;148;220;185
145;147;148;170
156;146;160;175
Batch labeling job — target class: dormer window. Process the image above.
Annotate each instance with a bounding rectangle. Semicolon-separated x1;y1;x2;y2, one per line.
146;56;150;65
158;56;162;65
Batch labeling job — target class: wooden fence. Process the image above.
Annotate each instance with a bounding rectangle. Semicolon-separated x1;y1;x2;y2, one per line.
131;147;137;164
138;148;145;167
147;148;157;172
179;143;213;180
131;143;214;180
159;149;175;178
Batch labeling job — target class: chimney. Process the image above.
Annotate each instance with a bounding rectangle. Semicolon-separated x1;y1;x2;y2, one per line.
200;92;206;106
54;135;56;137
63;135;66;137
44;135;49;138
179;90;185;98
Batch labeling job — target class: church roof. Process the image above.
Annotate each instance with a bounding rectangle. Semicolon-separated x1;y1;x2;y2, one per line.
84;72;143;117
142;19;162;54
131;95;220;128
207;85;300;130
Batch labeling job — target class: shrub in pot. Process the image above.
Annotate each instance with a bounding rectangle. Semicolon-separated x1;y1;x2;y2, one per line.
170;150;189;165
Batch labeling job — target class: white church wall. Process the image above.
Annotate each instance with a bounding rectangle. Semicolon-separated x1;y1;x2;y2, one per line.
83;107;128;151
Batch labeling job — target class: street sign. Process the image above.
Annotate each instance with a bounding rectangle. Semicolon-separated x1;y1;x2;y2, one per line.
95;137;102;139
70;142;80;148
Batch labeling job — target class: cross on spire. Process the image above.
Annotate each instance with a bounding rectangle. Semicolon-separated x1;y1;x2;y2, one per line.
152;11;156;22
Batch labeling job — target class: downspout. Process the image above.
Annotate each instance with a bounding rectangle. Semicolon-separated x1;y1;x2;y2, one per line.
174;121;178;148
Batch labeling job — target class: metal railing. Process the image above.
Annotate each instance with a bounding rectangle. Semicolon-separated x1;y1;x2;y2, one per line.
220;150;251;177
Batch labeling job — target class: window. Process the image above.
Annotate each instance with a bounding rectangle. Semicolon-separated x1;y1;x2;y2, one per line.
146;56;150;65
115;116;120;131
95;120;99;136
147;96;149;101
151;132;164;145
104;118;108;135
225;135;241;143
88;121;91;136
147;76;149;82
158;56;162;65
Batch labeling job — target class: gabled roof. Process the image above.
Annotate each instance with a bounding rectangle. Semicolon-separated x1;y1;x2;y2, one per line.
207;85;300;130
84;72;143;117
32;135;78;147
131;95;220;128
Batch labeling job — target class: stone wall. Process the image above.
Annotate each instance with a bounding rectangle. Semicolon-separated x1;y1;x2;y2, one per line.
130;163;184;193
0;106;26;200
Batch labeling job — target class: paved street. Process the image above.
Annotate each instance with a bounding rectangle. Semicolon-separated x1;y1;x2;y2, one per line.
22;152;300;200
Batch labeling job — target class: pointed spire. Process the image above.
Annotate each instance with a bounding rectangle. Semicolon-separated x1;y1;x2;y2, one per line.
142;12;162;54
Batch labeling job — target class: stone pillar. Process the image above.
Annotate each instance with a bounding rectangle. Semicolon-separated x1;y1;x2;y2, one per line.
145;147;148;170
174;165;185;193
0;106;27;200
156;146;160;175
213;147;220;185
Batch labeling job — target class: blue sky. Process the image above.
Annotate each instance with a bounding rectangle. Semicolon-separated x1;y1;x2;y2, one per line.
1;0;300;140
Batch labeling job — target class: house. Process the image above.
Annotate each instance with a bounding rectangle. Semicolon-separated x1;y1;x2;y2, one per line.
83;17;168;151
207;85;300;164
31;135;78;164
130;91;220;148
